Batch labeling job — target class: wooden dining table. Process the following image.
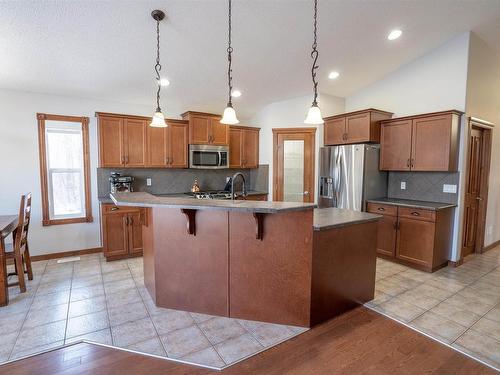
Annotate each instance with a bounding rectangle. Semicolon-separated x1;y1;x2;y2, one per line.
0;215;18;306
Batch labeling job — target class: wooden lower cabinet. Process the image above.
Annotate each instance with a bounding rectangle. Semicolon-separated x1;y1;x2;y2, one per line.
396;217;435;268
101;204;144;261
367;203;453;272
376;215;397;257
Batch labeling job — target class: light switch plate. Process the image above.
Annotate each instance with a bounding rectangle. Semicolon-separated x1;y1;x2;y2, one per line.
400;181;406;190
443;184;457;194
146;178;152;186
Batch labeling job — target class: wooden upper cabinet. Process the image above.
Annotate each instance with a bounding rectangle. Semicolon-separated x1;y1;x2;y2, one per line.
380;119;412;171
168;120;189;168
182;111;229;145
324;109;393;146
229;126;260;169
211;118;229;145
229;128;242;168
380;110;461;172
98;112;188;169
242;128;259;168
324;117;346;145
99;116;124;167
146;125;168;167
411;113;459;171
189;115;211;144
346;113;371;143
123;119;146;167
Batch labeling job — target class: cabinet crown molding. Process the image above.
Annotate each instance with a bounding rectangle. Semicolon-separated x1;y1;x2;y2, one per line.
380;109;464;123
324;108;394;121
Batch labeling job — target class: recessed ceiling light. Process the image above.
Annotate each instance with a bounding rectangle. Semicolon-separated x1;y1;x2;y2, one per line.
158;78;170;86
328;71;340;80
231;90;242;98
387;29;402;41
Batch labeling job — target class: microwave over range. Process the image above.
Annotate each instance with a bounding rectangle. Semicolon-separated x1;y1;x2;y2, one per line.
189;144;229;169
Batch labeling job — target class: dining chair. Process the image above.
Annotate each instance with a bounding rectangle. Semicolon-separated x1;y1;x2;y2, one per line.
6;193;33;293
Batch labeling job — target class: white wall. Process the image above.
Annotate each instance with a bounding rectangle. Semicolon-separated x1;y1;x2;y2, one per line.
0;89;163;256
345;33;471;261
249;93;345;201
346;32;470;117
465;33;500;248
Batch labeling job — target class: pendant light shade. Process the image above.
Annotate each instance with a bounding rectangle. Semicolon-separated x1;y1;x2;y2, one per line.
221;103;239;125
304;104;324;125
304;0;324;125
150;10;167;128
150;111;167;127
220;0;239;125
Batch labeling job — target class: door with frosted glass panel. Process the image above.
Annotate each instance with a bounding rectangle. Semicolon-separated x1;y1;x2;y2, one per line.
273;129;316;203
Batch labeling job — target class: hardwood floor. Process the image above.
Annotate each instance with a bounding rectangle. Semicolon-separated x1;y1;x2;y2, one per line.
0;307;495;375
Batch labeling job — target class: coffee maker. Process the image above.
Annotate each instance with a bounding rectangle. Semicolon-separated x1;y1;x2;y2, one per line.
109;172;134;193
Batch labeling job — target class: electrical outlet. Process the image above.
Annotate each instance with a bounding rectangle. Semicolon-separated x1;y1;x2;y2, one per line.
400;181;406;190
146;178;152;186
443;184;457;194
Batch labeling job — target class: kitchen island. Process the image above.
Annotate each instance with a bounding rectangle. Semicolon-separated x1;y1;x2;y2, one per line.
111;192;380;327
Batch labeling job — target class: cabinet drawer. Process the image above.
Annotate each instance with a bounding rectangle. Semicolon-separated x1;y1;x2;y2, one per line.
398;207;435;222
102;203;139;214
366;203;397;216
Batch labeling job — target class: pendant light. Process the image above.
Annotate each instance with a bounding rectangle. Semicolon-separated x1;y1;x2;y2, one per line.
304;0;324;125
220;0;239;125
150;10;167;128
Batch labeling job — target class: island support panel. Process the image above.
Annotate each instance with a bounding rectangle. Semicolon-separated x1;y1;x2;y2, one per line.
144;207;229;316
310;221;377;326
229;210;314;327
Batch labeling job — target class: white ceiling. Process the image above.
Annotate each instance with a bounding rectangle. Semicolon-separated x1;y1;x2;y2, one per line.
1;0;500;119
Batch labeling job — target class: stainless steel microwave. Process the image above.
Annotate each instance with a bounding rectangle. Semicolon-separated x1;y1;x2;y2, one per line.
189;145;229;169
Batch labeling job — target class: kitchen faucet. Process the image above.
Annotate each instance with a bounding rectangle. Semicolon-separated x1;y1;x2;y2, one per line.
231;172;247;201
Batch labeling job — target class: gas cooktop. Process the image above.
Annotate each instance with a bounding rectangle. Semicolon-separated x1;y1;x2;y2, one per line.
185;191;232;200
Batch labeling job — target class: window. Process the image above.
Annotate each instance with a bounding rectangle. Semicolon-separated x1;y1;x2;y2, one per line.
37;113;92;225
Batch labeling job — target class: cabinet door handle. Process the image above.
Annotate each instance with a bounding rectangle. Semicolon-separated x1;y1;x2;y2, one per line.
111;207;119;211
407;159;410;168
170;158;173;165
121;156;125;164
124;216;128;225
377;207;385;211
125;156;129;164
166;157;169;165
410;159;414;168
129;217;133;225
411;211;420;216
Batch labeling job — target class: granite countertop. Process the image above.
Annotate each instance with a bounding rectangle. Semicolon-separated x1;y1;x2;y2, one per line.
111;192;315;214
98;196;114;204
367;197;457;211
313;208;381;231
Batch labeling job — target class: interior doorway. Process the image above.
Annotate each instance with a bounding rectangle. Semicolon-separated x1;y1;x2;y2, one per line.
461;118;493;258
272;128;316;203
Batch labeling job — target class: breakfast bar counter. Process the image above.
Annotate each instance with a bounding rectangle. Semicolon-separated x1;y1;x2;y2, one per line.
111;192;379;327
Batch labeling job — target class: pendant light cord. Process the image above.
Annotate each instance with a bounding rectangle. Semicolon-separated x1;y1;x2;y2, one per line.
227;0;233;106
311;0;319;106
155;19;162;112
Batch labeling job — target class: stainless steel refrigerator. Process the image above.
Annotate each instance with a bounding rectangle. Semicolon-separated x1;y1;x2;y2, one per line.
318;144;387;211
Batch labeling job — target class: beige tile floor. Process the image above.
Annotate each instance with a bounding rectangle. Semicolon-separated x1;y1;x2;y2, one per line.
0;254;307;369
366;246;500;371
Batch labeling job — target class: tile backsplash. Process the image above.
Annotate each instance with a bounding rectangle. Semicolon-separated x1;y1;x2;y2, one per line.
387;172;460;204
97;165;269;197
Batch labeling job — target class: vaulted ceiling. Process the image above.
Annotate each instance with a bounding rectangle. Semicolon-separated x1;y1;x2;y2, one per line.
1;0;500;119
